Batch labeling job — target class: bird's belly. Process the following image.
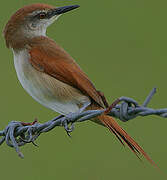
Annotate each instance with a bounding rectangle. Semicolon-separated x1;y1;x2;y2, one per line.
13;49;90;115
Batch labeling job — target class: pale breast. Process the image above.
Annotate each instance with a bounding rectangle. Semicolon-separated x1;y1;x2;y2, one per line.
13;49;90;115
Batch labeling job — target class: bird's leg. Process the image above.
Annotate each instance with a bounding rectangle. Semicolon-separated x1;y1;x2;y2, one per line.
62;101;91;136
21;118;38;126
78;101;91;113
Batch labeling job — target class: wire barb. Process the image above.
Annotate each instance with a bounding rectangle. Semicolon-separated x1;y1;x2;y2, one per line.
0;88;167;158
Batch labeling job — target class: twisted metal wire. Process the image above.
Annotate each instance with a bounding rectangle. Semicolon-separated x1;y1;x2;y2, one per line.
0;88;167;158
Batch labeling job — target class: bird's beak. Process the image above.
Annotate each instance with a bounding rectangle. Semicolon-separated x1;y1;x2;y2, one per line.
48;5;80;18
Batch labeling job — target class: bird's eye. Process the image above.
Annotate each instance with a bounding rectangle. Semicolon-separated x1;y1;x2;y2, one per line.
39;12;46;19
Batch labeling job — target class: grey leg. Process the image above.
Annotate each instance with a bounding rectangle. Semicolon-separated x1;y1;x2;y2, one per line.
61;101;91;136
78;101;91;113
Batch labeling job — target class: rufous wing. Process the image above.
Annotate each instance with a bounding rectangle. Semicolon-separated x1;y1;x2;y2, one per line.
28;36;105;108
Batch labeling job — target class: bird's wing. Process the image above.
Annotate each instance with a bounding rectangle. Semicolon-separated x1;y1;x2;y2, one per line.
28;36;105;108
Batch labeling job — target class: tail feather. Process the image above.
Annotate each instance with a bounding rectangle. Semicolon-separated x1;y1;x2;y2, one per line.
98;114;158;168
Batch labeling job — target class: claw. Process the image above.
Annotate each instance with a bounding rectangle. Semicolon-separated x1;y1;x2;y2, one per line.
61;116;75;137
66;123;75;137
32;141;39;147
66;131;72;137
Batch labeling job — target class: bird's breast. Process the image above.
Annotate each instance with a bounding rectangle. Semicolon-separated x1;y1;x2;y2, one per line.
12;49;90;115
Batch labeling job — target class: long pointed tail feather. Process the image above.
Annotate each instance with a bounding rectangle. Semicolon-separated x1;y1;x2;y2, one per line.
98;114;158;169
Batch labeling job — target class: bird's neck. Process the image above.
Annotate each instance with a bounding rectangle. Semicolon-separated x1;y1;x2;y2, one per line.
11;35;47;51
8;27;47;50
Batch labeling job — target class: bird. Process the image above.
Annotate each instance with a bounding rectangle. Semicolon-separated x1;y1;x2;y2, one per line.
3;3;157;168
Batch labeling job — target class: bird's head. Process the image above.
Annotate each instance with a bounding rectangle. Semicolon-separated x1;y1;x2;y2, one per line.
3;3;79;49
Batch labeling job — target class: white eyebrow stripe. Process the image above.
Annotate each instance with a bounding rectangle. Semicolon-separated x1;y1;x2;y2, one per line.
29;10;47;16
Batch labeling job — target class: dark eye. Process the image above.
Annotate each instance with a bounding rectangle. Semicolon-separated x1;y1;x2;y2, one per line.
39;12;46;19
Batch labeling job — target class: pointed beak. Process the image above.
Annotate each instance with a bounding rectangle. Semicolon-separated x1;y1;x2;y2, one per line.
47;5;80;18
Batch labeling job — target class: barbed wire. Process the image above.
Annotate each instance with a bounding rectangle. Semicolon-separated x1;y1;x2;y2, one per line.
0;87;167;158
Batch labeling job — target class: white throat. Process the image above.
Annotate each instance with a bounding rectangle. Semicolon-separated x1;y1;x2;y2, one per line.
23;15;61;39
23;25;47;39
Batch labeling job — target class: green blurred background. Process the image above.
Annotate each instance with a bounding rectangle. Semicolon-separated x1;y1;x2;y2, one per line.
0;0;167;179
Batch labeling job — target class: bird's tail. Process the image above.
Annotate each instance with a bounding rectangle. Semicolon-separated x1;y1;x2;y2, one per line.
97;114;158;169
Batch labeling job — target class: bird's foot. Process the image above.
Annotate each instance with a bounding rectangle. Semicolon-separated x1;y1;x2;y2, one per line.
21;118;38;126
61;118;75;137
61;102;91;137
60;112;81;137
